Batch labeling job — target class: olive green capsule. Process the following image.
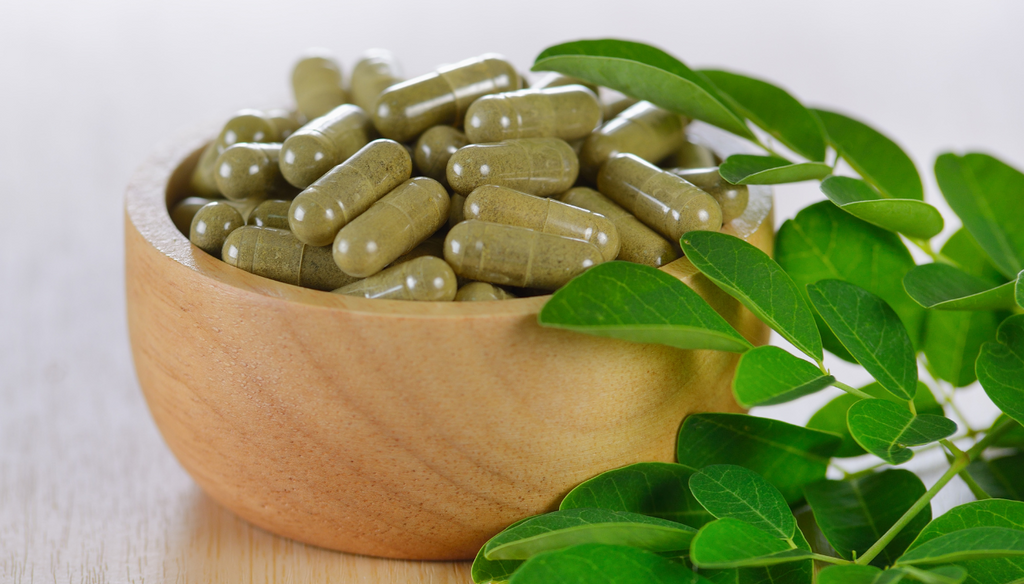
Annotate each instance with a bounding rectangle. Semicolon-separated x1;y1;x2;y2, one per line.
247;199;292;230
579;101;686;182
557;187;679;267
667;167;749;224
455;282;516;302
288;139;412;246
333;256;456;301
215;143;297;201
449;193;467;228
291;51;347;121
279;104;376;189
463;185;620;262
333;177;450;278
444;220;603;290
222;226;359;291
373;54;519;143
668;139;717;169
350;49;403;115
191;109;302;196
598;153;722;242
446;138;578;197
414;125;468;189
602;92;639;120
171;196;216;235
464;85;602;144
190;201;245;259
530;72;599;95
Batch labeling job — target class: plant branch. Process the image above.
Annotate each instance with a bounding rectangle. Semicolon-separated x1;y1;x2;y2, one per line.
967;415;1016;459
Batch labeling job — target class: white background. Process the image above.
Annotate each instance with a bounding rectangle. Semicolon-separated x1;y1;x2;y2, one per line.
1;0;1022;578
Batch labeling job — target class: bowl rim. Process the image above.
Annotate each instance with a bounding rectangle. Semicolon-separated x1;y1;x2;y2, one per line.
125;121;771;318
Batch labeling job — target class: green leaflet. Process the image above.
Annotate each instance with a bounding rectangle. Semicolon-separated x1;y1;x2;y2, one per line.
679;231;823;362
977;314;1024;427
813;109;923;200
817;565;882;584
819;176;944;239
924;309;999;388
847;399;957;465
538;261;752;353
935;153;1024;279
732;346;834;407
698;70;827;161
532;39;755;140
719;155;832;185
966;452;1024;501
904;263;1018;311
906;499;1024;584
690;518;813;569
676;413;842;505
698;529;813;584
874;566;968;584
802;469;930;567
483;508;696;561
507;544;712;584
897;527;1024;566
473;517;530;583
807;279;918;401
688;465;796;540
776;201;924;360
559;462;714;528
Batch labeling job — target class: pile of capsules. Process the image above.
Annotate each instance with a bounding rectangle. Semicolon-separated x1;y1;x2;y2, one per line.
172;49;749;301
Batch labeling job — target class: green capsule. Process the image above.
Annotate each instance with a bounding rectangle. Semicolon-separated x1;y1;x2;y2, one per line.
667;167;749;224
292;51;347;121
190;201;245;259
333;256;456;301
279;104;376;189
350;49;403;115
557;187;679;267
602;92;639;120
449;193;467;228
455;282;516;302
246;199;292;230
414;125;469;188
579;101;686;182
444;220;603;290
170;196;216;235
598;153;722;242
191;109;301;196
333;177;450;278
222;226;359;291
373;54;519;143
667;139;717;169
446;137;578;197
530;72;599;95
288;139;412;246
463;185;620;262
215;143;297;201
464;85;602;144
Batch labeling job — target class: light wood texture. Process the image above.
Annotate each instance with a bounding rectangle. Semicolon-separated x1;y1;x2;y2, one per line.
124;123;774;562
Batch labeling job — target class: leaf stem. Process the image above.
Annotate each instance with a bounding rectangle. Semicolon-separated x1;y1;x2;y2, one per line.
855;439;970;565
907;237;964;270
809;552;850;565
831;380;874;400
966;415;1016;459
958;468;991;500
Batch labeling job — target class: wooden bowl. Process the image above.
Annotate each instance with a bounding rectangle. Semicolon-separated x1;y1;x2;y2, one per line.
124;123;773;561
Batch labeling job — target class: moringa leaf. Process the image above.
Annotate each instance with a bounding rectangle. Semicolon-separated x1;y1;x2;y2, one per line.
533;39;755;140
924;309;999;388
807;279;918;401
904;263;1018;311
699;529;814;583
699;70;827;161
935;153;1024;279
847;400;957;465
676;413;842;505
803;469;930;567
483;508;696;560
966;452;1024;502
977;314;1024;427
874;566;969;584
813;109;923;200
732;346;834;407
820;176;944;239
559;462;714;528
690;518;813;569
719;155;832;185
473;517;531;583
897;527;1024;566
907;499;1024;584
538;261;753;352
688;465;796;540
508;543;712;584
776;201;925;359
680;231;823;362
817;565;882;584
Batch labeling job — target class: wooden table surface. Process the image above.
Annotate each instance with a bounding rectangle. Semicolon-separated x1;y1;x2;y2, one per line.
2;1;1022;582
